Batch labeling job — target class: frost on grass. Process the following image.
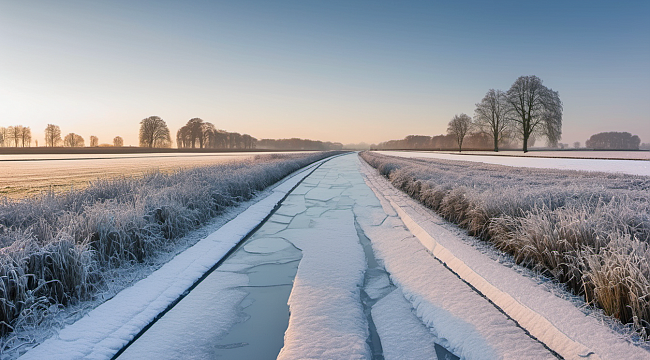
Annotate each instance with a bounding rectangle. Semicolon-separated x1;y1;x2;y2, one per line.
0;151;338;355
360;151;650;337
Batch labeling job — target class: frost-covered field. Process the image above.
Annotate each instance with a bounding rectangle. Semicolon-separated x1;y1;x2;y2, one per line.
378;150;650;177
424;150;650;160
0;151;336;356
0;152;307;198
361;151;650;337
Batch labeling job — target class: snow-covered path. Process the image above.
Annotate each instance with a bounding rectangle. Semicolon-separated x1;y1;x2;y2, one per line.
377;150;650;176
20;153;647;360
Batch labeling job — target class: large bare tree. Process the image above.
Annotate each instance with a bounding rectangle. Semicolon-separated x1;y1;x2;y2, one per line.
447;113;472;152
20;127;31;147
89;136;99;147
506;75;562;152
113;136;124;147
64;133;85;147
474;89;510;152
7;126;24;147
139;116;171;148
44;124;62;147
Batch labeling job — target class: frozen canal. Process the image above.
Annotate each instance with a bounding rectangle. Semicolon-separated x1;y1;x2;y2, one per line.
117;154;463;359
114;153;559;360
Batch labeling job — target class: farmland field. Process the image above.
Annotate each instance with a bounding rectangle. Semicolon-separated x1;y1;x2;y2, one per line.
377;150;650;176
0;152;308;198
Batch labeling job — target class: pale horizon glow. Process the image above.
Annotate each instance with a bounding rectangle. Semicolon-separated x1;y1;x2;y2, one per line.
0;1;648;147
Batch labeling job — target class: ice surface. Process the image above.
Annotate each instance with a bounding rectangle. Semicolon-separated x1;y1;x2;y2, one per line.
378;150;650;176
276;157;371;360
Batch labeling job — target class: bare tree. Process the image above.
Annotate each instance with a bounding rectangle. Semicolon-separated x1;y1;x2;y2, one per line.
0;127;6;147
64;133;85;147
20;127;31;147
573;141;580;149
474;89;511;152
139;116;171;148
506;75;563;152
7;126;24;147
89;136;99;147
113;136;124;147
447;114;472;152
44;124;62;147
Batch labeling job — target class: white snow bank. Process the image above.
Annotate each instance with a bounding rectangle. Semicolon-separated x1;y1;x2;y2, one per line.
360;156;650;360
276;157;370;359
378;150;650;177
372;289;439;360
18;157;331;360
355;157;555;360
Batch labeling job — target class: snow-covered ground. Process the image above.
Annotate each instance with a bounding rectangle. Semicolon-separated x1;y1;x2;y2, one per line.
433;150;650;160
19;153;648;360
377;151;650;177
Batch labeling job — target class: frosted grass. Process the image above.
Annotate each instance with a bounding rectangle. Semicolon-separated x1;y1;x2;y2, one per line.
0;152;337;343
360;151;650;337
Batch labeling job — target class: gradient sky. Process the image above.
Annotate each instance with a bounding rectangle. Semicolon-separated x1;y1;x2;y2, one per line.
1;0;649;146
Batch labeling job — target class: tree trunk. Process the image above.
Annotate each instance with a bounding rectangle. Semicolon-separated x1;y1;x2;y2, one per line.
522;133;529;153
493;133;499;152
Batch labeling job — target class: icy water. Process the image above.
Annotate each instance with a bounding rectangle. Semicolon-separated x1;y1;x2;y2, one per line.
117;215;304;360
210;237;302;359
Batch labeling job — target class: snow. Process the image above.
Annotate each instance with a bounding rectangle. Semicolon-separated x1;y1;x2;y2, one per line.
371;289;439;360
359;155;650;360
377;150;650;177
276;157;370;359
17;156;331;360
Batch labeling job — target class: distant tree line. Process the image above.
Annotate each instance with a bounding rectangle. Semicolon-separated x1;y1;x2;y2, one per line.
585;132;641;150
374;75;562;153
176;118;256;149
257;138;343;150
0;126;32;147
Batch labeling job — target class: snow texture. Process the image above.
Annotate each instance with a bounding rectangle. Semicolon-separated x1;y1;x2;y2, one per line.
378;150;650;177
360;155;650;360
371;289;439;360
17;157;331;360
276;156;370;359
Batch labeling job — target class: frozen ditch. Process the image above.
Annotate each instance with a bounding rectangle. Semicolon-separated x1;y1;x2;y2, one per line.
116;220;303;359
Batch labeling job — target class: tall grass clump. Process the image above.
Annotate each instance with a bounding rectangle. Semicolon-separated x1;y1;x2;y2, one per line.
360;151;650;336
0;152;339;338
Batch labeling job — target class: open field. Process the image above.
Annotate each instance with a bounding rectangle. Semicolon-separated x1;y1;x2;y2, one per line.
0;152;308;198
361;151;650;336
378;150;650;177
377;150;650;160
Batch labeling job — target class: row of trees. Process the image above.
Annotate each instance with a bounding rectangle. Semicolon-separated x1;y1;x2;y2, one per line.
44;124;123;147
176;118;256;149
0;126;33;147
585;132;641;150
140;116;343;150
376;75;562;152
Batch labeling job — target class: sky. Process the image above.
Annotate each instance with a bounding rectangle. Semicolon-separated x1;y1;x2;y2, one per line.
1;0;649;147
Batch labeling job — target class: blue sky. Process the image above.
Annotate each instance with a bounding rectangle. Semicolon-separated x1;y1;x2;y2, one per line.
1;0;648;146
